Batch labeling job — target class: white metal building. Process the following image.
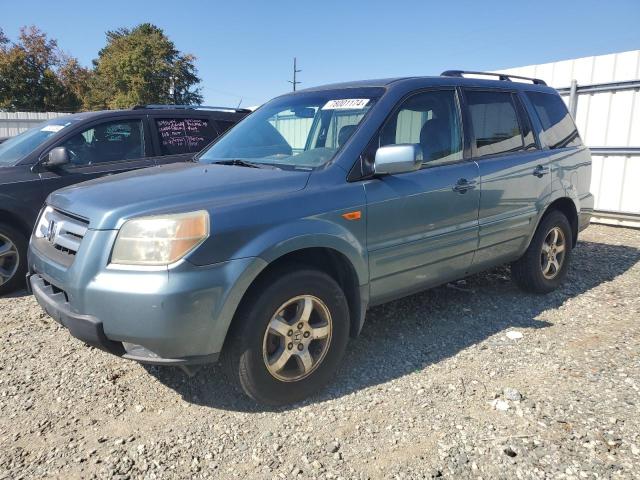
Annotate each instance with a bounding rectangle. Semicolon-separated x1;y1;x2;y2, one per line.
0;111;69;138
497;50;640;227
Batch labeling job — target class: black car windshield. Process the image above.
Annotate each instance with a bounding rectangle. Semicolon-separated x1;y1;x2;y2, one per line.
198;88;383;169
0;116;79;166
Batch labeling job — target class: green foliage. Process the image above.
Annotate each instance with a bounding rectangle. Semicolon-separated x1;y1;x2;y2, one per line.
0;23;202;112
0;26;88;111
87;23;202;109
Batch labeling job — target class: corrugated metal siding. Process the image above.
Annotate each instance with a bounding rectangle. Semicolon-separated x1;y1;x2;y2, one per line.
270;113;365;152
0;111;70;138
270;115;314;151
497;50;640;223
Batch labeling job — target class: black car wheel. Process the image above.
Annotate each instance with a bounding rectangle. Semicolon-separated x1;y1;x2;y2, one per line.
223;267;350;405
0;223;28;295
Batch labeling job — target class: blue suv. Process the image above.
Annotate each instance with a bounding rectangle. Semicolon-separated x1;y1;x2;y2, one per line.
28;71;593;405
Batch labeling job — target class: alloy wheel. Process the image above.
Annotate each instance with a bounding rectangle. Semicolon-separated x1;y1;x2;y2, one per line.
262;295;332;382
540;226;566;280
0;233;19;287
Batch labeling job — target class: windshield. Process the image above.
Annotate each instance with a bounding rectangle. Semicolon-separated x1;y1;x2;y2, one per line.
0;116;78;166
198;88;382;169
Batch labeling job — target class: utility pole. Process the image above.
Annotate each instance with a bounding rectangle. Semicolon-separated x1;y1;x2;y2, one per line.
288;57;301;91
169;76;177;103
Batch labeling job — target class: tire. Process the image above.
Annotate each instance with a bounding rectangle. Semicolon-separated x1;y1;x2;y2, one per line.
0;223;28;296
511;210;573;294
222;267;350;406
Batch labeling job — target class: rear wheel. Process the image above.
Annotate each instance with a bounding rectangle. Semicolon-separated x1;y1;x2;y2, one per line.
0;223;27;296
222;268;350;405
511;210;573;294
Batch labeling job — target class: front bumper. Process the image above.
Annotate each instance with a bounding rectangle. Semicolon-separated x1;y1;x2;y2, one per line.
28;231;266;365
30;273;126;357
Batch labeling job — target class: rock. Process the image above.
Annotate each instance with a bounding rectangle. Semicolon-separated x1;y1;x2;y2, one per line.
327;441;340;453
134;405;145;413
490;399;510;411
505;331;524;340
503;388;522;401
503;447;517;458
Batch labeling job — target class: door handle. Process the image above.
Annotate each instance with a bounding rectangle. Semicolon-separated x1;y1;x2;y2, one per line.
533;165;550;178
452;178;477;193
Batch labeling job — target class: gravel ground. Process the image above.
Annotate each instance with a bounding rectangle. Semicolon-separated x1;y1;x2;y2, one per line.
1;224;639;480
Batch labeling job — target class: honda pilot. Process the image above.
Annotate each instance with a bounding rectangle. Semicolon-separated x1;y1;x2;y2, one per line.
28;72;593;405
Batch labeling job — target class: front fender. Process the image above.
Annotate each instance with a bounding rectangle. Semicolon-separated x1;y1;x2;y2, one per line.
0;194;38;232
233;218;369;287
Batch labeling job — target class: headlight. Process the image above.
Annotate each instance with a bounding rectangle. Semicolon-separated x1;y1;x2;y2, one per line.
111;210;210;266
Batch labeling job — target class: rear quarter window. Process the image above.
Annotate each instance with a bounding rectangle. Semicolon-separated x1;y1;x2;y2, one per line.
526;92;582;149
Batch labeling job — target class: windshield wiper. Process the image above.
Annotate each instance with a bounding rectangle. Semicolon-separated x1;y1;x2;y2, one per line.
212;159;280;169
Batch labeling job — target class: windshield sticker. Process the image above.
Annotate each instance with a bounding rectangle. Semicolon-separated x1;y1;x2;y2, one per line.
41;125;65;133
322;99;369;110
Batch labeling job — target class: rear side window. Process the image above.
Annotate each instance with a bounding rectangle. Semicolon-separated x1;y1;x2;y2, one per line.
465;90;523;157
155;118;218;155
526;92;582;149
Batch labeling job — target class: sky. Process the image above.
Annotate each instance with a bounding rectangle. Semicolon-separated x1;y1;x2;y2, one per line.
2;0;639;107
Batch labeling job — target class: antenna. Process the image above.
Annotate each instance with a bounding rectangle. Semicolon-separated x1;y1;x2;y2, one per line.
288;57;302;91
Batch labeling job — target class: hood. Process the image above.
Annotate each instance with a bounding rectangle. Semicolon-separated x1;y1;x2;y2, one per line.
48;162;311;230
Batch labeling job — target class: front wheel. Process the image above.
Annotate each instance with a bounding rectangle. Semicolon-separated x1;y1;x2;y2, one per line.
0;223;27;296
511;210;573;294
222;268;350;405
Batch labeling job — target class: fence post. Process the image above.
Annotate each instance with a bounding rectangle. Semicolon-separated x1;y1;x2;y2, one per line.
568;79;578;119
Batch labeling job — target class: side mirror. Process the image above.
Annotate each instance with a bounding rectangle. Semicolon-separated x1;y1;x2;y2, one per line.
44;147;70;168
374;144;422;175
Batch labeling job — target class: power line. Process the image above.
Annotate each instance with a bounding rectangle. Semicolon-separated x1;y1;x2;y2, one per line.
288;57;301;91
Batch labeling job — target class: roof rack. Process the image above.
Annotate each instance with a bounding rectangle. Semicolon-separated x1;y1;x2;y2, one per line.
132;104;251;113
440;70;547;86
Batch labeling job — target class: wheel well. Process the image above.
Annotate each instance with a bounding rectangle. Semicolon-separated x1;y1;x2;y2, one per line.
239;248;362;338
0;210;31;238
543;198;578;246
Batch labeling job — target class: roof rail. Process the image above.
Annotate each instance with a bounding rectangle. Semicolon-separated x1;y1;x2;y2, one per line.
440;70;547;86
132;104;251;113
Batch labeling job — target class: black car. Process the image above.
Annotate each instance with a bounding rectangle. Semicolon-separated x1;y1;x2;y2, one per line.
0;105;249;294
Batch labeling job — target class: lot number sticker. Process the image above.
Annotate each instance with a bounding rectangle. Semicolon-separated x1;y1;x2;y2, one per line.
322;99;369;110
40;125;65;133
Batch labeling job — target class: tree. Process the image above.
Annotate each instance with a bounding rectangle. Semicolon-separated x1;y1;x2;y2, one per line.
87;23;202;109
0;26;88;111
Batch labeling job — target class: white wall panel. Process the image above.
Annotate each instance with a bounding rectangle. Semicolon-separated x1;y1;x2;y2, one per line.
593;156;625;211
621;159;640;214
0;111;69;138
583;93;610;145
606;91;634;146
629;93;640;145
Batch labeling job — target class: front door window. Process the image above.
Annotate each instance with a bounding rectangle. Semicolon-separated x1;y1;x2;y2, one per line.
60;120;145;166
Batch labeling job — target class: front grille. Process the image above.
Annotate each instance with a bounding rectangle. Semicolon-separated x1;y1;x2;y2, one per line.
35;206;89;257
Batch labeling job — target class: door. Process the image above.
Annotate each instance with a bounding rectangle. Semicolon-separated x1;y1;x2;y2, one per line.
38;117;155;205
365;89;481;304
461;89;553;269
150;115;221;166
